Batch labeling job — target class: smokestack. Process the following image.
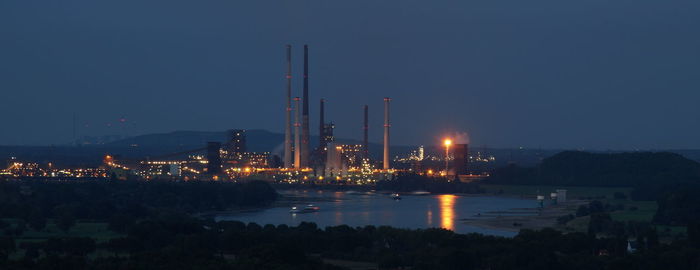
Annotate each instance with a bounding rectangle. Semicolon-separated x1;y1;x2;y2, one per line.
383;97;391;170
301;45;310;168
283;45;293;168
319;99;325;147
363;105;369;159
294;97;301;169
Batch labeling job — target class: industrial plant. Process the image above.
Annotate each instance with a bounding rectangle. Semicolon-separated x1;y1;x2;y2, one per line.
39;45;484;184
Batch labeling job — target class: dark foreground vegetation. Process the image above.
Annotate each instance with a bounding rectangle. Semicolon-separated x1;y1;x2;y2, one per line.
0;180;278;234
1;151;700;269
0;215;699;270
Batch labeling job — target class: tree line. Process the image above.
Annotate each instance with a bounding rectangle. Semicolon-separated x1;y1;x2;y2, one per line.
1;215;699;269
0;180;278;233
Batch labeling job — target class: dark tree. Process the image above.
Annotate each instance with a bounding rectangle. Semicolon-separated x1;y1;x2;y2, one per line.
54;205;76;232
26;209;47;231
0;237;15;259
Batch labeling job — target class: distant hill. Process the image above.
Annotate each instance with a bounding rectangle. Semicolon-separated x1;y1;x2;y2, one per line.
106;129;413;160
488;151;700;187
7;131;700;171
106;130;278;152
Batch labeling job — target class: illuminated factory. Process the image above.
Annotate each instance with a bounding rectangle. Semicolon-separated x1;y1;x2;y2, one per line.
103;129;273;181
98;45;483;184
1;157;108;179
1;44;494;185
280;44;390;182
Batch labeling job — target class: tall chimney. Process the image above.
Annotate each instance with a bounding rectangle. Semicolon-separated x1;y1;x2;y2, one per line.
294;97;301;169
300;45;311;167
283;45;293;168
383;97;391;170
363;105;369;159
319;99;325;148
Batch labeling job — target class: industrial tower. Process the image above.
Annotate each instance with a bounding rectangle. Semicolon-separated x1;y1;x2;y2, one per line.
284;45;293;168
294;97;301;169
383;97;391;170
300;45;311;167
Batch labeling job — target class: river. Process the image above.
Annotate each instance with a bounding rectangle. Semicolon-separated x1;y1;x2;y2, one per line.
216;190;537;237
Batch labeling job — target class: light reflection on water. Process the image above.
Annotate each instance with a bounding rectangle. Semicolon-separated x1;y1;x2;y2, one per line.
438;194;456;231
427;209;433;227
217;191;535;237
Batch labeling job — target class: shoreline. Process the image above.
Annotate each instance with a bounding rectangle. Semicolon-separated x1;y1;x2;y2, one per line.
460;200;587;232
205;189;581;235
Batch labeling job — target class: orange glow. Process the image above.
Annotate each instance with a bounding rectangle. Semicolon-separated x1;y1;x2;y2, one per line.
443;139;452;147
427;209;433;226
438;194;456;231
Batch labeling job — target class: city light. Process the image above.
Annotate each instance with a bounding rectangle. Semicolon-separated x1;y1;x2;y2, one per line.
443;139;452;147
444;138;452;174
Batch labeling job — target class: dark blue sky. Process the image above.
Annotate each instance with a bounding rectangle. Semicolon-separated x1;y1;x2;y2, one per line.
1;0;699;149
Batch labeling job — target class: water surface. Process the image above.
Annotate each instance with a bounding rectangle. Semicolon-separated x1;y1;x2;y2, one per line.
217;190;536;237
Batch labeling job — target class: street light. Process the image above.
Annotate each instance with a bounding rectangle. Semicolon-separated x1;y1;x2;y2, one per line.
444;139;452;175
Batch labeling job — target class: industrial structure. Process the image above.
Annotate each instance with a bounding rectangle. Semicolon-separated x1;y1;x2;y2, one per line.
363;105;369;159
206;142;222;175
284;45;293;168
300;45;311;168
8;45;499;186
294;97;301;169
451;144;469;176
383;97;391;170
94;46;489;185
319;99;326;149
225;129;246;156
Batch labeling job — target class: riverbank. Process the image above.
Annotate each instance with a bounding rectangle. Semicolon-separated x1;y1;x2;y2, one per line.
461;200;587;232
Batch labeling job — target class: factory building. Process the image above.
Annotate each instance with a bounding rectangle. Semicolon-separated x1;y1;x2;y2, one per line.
340;144;364;167
239;152;271;167
206;142;222;175
325;143;346;177
278;45;392;174
451;143;469;176
322;123;335;145
226;129;246;155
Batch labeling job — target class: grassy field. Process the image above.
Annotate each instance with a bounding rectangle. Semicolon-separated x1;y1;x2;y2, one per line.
480;184;689;237
3;219;121;243
3;219;122;260
609;200;658;222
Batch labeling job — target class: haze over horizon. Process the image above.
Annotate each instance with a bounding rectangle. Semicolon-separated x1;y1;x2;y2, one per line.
2;0;699;149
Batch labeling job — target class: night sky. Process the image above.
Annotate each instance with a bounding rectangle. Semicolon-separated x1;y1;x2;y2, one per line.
1;0;699;149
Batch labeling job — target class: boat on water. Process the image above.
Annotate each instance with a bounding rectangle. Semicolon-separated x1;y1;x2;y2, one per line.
391;193;402;200
290;204;320;214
